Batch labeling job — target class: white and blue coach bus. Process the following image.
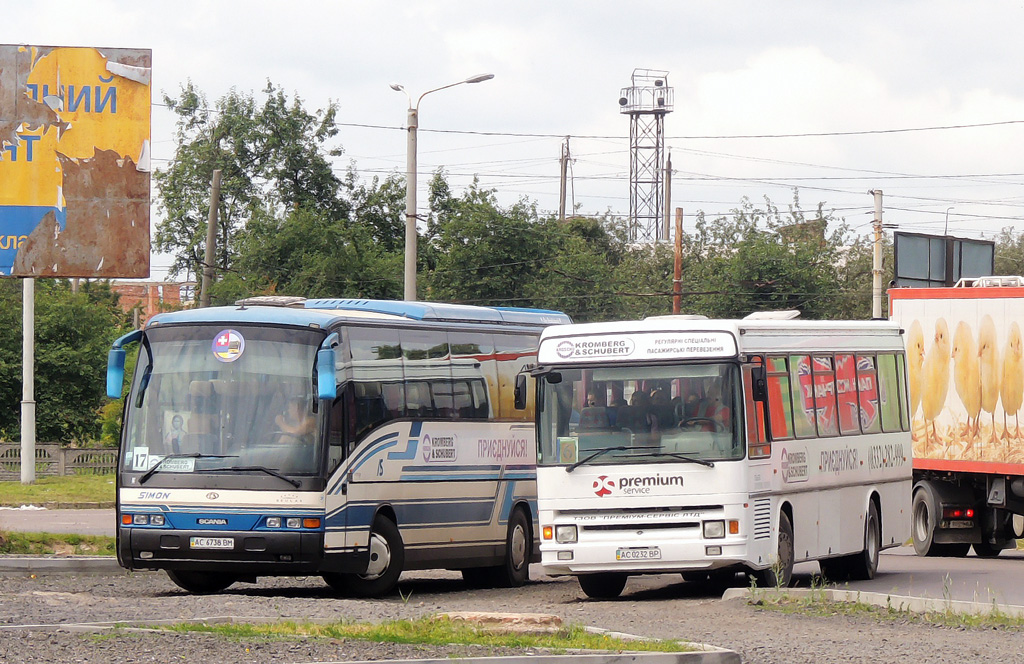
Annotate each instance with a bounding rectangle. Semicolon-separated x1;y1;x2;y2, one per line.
106;297;570;596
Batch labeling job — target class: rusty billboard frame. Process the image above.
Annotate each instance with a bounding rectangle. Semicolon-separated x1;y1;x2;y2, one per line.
0;44;152;278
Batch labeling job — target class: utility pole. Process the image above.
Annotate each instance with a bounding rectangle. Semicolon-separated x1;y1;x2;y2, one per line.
200;169;222;308
558;137;570;221
663;151;672;241
673;207;683;314
869;189;884;319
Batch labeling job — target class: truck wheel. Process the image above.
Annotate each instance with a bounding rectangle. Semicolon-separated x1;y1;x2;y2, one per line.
752;512;794;587
578;573;628;599
973;540;1003;558
912;487;939;556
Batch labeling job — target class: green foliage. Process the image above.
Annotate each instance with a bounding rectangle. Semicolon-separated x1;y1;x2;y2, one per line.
154;81;347;290
0;280;129;444
0;530;115;556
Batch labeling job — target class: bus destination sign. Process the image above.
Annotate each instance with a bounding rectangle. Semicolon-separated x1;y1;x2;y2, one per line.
540;331;737;363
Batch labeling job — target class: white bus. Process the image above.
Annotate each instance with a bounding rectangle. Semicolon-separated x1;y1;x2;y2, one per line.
107;297;569;596
519;313;912;598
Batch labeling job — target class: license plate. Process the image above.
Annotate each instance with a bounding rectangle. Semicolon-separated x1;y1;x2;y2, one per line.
616;547;661;560
189;537;234;550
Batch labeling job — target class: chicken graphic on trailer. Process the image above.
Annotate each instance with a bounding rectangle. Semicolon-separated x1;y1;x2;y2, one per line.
891;276;1024;557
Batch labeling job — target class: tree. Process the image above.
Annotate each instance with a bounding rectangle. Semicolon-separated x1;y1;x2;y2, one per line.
0;280;130;444
154;81;346;291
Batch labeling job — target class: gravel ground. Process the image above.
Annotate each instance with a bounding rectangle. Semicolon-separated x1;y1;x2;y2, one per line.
1;567;1023;664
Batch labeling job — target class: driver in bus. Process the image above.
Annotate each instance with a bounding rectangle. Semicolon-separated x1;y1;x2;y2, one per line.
275;397;316;443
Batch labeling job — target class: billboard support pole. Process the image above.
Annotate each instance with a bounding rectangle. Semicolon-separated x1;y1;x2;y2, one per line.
21;277;35;484
870;189;884;319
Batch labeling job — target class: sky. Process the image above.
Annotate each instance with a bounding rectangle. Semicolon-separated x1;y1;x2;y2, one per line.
10;0;1024;280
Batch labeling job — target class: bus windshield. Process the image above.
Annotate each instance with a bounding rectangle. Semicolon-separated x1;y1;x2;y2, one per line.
537;363;744;467
121;325;324;478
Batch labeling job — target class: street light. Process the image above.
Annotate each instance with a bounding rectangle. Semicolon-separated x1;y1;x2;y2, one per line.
391;73;495;301
945;206;954;236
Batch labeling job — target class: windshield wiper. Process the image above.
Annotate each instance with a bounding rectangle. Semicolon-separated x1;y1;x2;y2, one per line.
139;453;238;484
566;446;660;473
205;465;301;488
632;451;715;468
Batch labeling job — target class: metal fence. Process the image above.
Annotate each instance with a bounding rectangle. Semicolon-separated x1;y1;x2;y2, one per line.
0;444;117;480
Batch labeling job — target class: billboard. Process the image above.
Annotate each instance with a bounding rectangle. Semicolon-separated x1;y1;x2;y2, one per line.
893;232;994;288
0;44;151;278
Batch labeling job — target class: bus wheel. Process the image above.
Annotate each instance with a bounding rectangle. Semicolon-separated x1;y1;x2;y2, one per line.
497;508;531;587
336;514;405;598
166;570;236;594
578;573;628;599
753;512;794;588
847;501;881;580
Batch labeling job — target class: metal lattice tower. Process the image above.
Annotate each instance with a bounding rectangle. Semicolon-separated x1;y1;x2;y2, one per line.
619;69;673;242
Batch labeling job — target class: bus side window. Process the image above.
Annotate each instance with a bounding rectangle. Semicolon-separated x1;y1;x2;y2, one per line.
896;353;910;432
857;355;882;434
812;356;839;437
789;355;816;438
877;353;902;433
835;353;860;435
327;395;347;474
495;333;538;420
450;331;495;420
766;356;794;440
348;326;403;441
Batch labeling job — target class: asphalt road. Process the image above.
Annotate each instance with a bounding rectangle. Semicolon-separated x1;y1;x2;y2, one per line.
3;508;1024;609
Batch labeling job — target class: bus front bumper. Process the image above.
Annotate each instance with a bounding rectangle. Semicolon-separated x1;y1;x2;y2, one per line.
540;537;752;576
118;527;368;575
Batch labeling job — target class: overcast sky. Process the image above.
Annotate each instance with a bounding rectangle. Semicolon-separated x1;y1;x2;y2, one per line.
13;0;1024;278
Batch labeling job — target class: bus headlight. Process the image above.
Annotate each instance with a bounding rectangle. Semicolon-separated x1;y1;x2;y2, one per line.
266;517;282;528
555;525;578;543
702;520;726;539
286;518;302;529
150;514;165;526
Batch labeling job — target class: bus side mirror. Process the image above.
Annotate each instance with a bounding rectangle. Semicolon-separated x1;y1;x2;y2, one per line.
751;365;767;402
317;348;337;400
514;374;528;410
106;349;126;399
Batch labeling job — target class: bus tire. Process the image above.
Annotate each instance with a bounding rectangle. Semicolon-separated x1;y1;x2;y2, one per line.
166;569;236;595
578;573;628;599
846;501;881;581
496;507;531;587
331;514;405;598
752;511;794;588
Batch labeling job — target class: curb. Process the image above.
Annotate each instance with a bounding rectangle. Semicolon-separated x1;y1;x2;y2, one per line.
0;556;122;575
722;586;1024;618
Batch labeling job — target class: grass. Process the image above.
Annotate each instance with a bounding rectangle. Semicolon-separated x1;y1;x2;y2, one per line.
0;474;115;506
0;530;116;556
154;615;695;652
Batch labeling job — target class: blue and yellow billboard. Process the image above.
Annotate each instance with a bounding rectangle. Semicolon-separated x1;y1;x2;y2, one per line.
0;44;151;277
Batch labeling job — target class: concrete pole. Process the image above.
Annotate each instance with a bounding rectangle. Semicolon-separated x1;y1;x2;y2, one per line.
870;189;884;319
403;107;419;301
21;277;35;484
558;137;568;221
673;207;683;314
200;169;222;308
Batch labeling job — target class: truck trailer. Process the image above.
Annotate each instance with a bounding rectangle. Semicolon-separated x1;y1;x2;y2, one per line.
890;277;1024;557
